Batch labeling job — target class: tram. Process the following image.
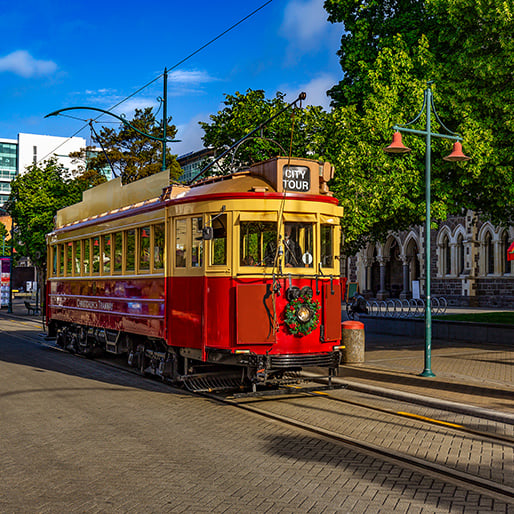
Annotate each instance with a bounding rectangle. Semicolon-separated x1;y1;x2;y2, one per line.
46;156;345;390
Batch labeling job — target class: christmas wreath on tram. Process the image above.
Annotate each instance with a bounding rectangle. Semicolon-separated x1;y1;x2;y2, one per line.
283;286;320;336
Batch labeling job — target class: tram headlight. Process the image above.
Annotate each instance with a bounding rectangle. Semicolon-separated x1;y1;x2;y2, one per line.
296;305;314;323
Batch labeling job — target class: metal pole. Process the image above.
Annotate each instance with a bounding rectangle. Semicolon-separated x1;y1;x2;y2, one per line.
421;86;435;377
7;232;13;314
162;68;168;172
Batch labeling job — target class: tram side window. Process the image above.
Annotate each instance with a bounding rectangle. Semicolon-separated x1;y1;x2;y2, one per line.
175;219;187;268
126;229;135;273
57;244;63;276
102;234;111;275
113;232;123;274
211;214;227;266
92;236;100;274
241;222;277;266
75;241;82;276
321;225;333;267
84;239;90;275
66;242;73;276
154;223;165;270
51;246;57;276
191;217;203;267
138;227;150;272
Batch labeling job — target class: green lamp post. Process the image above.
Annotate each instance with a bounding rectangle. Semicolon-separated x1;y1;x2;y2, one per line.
45;68;178;173
384;81;471;377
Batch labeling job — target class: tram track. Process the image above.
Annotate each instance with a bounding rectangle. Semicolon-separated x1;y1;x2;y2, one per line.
203;390;514;505
4;320;514;504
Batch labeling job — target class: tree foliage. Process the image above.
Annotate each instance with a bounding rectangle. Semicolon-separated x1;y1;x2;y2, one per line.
89;107;182;184
323;0;514;251
5;159;90;269
200;90;324;175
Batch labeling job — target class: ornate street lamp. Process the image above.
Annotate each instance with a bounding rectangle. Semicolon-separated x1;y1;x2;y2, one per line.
46;68;179;173
384;81;470;377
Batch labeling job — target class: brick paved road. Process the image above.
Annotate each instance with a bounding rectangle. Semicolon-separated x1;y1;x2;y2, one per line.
0;321;512;513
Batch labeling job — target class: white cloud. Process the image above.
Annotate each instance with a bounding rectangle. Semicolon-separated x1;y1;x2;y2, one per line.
173;114;207;156
283;73;335;109
168;69;217;85
281;0;328;45
0;50;57;78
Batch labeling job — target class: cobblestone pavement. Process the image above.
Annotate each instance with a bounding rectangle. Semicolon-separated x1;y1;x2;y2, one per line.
325;332;514;419
0;318;513;512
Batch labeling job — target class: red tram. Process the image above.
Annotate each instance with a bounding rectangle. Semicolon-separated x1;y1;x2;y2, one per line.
46;156;345;390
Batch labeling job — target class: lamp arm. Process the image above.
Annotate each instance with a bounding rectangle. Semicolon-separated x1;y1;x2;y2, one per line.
46;106;178;143
429;95;461;137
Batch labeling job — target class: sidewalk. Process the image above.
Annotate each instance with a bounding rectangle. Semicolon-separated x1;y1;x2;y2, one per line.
333;330;514;424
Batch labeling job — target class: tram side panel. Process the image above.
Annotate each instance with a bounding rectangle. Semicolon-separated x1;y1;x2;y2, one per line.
47;276;166;339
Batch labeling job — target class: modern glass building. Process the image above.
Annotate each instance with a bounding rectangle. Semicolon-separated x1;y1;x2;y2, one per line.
0;139;17;207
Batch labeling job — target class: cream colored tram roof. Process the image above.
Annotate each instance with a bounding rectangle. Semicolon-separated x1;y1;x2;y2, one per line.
171;172;275;199
54;169;276;229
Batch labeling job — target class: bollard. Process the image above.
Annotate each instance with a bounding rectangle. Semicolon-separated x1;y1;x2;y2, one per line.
341;320;365;364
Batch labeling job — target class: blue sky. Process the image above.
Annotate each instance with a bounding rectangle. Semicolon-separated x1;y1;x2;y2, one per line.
0;0;343;156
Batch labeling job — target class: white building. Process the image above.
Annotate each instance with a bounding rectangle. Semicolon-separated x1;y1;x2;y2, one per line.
17;133;86;176
0;133;87;206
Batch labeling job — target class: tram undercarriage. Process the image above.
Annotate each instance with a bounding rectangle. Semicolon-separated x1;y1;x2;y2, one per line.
49;321;341;393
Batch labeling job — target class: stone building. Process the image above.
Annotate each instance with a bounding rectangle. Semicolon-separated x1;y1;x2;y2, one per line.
348;210;514;307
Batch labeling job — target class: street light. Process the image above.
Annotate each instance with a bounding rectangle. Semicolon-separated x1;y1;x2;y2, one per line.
384;81;470;377
45;68;179;173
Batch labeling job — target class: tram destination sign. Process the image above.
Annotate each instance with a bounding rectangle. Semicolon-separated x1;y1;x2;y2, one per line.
282;165;310;192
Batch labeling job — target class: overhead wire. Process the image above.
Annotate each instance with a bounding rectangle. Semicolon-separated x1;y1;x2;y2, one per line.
38;0;274;166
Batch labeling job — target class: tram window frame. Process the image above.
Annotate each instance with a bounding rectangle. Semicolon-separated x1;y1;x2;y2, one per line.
64;241;72;276
83;238;91;276
74;240;82;276
320;224;334;268
102;234;111;275
175;218;187;268
241;221;278;267
125;229;136;274
113;231;123;275
282;222;314;269
210;214;227;266
92;236;100;275
138;226;151;273
191;217;204;268
51;245;57;277
153;223;165;271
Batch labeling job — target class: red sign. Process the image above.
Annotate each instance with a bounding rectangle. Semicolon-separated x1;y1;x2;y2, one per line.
508;241;514;262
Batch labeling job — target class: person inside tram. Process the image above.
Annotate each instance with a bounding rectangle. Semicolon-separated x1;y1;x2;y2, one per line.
264;223;302;267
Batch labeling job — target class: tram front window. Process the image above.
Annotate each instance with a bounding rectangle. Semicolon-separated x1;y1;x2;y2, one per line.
240;222;277;266
211;214;227;266
281;223;314;268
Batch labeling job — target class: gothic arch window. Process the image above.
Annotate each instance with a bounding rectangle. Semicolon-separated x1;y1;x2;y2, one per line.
437;230;452;277
485;231;495;275
456;233;465;275
501;231;511;275
443;234;451;275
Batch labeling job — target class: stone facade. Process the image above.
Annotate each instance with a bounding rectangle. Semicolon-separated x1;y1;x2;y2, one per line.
347;210;514;307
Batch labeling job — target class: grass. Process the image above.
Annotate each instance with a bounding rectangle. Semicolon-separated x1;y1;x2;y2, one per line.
434;312;514;325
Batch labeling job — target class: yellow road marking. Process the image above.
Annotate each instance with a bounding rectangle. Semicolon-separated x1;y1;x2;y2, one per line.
397;411;464;428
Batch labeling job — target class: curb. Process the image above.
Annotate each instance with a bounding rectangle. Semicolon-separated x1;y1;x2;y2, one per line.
302;371;514;426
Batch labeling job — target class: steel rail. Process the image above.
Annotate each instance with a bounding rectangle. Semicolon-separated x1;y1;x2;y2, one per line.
203;390;514;503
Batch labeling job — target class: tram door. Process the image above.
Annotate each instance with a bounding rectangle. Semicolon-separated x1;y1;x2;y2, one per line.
167;217;205;349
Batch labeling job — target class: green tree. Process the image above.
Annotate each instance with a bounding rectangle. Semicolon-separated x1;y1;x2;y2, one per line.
323;0;514;247
5;158;91;277
0;222;8;257
200;90;322;175
90;107;182;184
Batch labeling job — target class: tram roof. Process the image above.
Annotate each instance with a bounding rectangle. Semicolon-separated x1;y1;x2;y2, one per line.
54;156;336;229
